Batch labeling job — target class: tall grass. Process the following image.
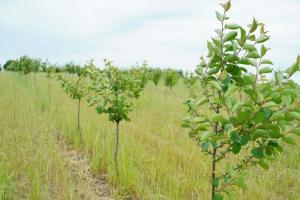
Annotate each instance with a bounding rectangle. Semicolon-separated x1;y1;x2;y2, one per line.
0;72;299;199
0;73;96;199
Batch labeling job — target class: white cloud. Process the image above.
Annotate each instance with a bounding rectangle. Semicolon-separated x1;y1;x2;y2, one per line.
0;0;299;77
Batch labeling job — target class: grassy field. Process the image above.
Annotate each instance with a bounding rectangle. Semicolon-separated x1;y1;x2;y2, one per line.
0;72;299;199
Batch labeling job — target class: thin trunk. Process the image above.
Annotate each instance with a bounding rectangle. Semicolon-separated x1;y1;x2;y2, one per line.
164;87;167;102
47;78;51;103
33;72;37;91
77;99;82;144
114;121;120;177
211;147;217;200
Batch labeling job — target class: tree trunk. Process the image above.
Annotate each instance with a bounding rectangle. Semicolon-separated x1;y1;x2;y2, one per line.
77;99;82;144
114;121;120;177
164;87;167;102
211;147;217;200
33;72;37;91
47;77;51;103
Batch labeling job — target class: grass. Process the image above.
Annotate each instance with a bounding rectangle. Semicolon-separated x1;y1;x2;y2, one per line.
0;72;299;199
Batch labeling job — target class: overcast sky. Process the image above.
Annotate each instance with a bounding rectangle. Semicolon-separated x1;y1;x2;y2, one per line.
0;0;299;75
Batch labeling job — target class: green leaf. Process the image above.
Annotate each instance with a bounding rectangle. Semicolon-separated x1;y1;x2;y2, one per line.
282;137;296;145
251;147;264;158
207;41;214;57
232;101;244;113
275;71;283;84
224;0;231;11
243;43;256;52
232;142;241;154
287;63;299;78
249;18;258;33
240;27;247;44
258;160;269;170
286;111;300;121
213;178;219;187
259;67;273;74
237;110;251;122
215;11;223;22
196;97;208;106
270;112;285;121
208;67;219;75
208;80;222;91
256;35;270;43
248;58;258;67
261;45;268;57
225;23;240;30
246;51;260;59
253;129;269;140
261;59;273;65
211;114;229;123
241;134;250;145
224;31;238;42
253;111;265;123
262;101;277;108
225;55;239;62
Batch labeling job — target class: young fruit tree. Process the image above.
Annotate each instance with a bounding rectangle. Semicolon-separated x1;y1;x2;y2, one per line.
87;59;142;177
57;73;87;144
46;64;56;103
182;1;300;199
151;68;163;88
184;72;197;97
130;60;150;92
163;68;179;101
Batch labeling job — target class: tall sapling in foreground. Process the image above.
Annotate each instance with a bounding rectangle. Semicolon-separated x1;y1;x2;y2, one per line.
88;59;142;177
183;1;300;199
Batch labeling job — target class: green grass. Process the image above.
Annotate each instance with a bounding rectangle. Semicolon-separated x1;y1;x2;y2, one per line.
0;72;299;199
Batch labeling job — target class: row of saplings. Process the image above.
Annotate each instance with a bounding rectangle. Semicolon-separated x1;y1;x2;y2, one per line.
5;1;300;199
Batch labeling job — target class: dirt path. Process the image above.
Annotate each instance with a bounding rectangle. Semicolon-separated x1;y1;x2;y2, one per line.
56;132;113;200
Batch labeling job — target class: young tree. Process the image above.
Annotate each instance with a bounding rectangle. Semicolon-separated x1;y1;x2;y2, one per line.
57;72;87;144
163;68;179;101
31;58;42;90
151;68;163;87
182;1;300;199
88;59;142;177
184;72;197;97
130;60;150;91
46;64;56;103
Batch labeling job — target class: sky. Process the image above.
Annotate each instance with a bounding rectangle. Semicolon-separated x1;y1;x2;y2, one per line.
0;0;299;77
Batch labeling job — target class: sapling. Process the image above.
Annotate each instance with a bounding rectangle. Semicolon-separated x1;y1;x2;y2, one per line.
151;68;163;88
87;59;142;177
182;1;300;199
57;72;87;144
130;60;149;92
46;65;56;103
163;68;179;101
184;72;197;97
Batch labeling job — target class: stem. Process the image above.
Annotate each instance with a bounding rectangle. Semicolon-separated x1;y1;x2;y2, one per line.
211;147;217;200
33;72;37;91
47;77;51;103
114;121;120;177
164;87;167;102
77;98;82;144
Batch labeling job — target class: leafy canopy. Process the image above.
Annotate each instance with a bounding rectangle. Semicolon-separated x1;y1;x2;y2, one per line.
87;59;142;123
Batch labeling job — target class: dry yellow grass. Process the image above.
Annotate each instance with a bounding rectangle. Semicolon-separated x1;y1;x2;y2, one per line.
0;72;299;199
